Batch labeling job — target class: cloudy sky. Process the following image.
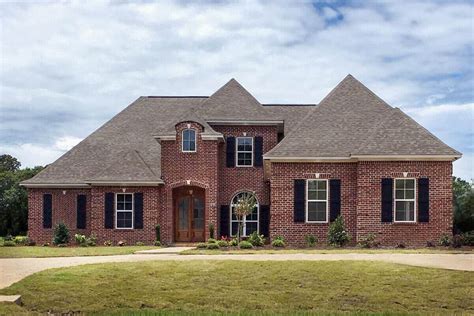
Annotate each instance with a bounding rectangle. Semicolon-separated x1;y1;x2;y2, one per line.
0;0;472;180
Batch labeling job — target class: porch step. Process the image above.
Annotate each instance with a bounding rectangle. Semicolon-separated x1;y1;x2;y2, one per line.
134;246;195;254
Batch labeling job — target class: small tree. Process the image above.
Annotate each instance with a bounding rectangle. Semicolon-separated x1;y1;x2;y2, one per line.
53;222;70;245
234;192;257;242
327;215;350;247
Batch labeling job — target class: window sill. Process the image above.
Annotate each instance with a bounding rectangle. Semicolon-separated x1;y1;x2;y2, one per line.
304;221;329;224
392;221;418;225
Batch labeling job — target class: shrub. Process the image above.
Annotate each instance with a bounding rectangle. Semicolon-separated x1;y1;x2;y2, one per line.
155;224;161;242
196;242;207;249
14;236;29;245
217;240;229;248
438;234;451;247
75;234;87;245
207;238;217;244
209;223;215;239
103;240;112;246
4;234;13;241
53;222;70;245
135;241;145;246
229;238;238;247
461;231;474;246
271;236;286;248
118;240;126;247
3;240;16;247
452;235;463;248
42;243;50;247
395;242;406;249
239;240;253;249
154;240;161;247
426;240;435;247
87;234;97;247
357;233;378;249
57;243;67;247
327;216;350;247
248;231;265;247
305;235;317;247
206;242;219;250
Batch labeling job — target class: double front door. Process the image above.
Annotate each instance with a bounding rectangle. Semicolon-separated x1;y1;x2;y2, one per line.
174;187;205;242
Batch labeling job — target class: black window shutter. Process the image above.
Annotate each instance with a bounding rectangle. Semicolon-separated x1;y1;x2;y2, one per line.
134;192;144;229
381;178;393;222
226;137;235;167
104;192;114;229
43;194;52;229
76;195;87;229
220;205;230;237
418;178;429;222
329;179;341;222
259;205;270;237
294;179;306;222
254;136;263;167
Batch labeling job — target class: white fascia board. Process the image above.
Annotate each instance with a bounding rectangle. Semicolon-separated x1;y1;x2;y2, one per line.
351;154;461;161
86;180;164;186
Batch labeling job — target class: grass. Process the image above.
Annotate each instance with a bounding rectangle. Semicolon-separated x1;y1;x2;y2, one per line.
0;260;472;315
0;245;158;258
181;247;472;255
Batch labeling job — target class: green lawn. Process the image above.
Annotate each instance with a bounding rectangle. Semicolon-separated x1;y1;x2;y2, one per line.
181;247;472;255
0;246;158;258
0;260;472;315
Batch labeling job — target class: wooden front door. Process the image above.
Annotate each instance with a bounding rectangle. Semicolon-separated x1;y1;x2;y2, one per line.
174;187;205;242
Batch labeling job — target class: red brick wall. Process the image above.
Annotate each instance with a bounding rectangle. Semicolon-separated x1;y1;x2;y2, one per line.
212;125;278;237
27;188;91;244
90;186;160;245
356;161;453;246
160;122;220;243
270;161;453;246
270;162;358;246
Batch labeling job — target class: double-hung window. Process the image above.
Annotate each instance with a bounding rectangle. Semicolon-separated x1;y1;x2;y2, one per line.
182;129;196;152
230;192;259;236
116;193;133;229
394;178;416;222
236;137;253;167
306;179;328;223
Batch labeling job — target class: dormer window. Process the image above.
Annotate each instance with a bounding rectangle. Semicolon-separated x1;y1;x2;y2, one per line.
182;129;196;152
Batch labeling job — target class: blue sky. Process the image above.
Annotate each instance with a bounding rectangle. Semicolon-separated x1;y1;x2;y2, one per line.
0;0;472;180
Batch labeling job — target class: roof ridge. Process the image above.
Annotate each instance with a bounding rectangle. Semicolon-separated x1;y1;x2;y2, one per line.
262;103;317;106
146;96;208;98
133;150;158;177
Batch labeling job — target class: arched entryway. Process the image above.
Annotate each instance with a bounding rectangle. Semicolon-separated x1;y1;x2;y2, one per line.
173;186;205;242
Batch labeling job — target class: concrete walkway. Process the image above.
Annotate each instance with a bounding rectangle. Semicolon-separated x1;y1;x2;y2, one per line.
0;252;472;290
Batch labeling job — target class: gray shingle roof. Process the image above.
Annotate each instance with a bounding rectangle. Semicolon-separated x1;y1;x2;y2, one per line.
265;75;460;159
23;76;460;186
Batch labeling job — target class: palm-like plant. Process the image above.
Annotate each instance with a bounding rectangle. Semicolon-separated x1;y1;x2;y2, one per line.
234;192;257;242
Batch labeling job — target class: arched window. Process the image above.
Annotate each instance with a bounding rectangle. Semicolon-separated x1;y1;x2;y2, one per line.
182;129;196;152
230;191;259;237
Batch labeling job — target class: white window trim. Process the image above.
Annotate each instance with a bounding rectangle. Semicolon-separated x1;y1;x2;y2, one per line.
115;193;134;230
230;192;259;237
236;136;254;167
182;129;197;153
393;178;417;223
305;179;329;223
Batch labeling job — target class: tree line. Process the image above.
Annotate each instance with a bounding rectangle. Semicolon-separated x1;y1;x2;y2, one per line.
0;154;472;236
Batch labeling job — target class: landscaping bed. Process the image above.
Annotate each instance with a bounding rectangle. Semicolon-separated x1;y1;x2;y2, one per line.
0;260;472;315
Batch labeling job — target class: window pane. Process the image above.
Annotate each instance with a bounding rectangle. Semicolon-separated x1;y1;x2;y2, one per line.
178;198;189;229
308;201;327;221
246;207;258;221
308;181;317;190
395;201;414;221
308;190;317;200
117;211;132;228
237;153;252;166
396;180;404;189
405;179;415;189
317;181;327;190
117;202;125;210
245;222;258;236
316;190;326;200
405;189;415;199
117;194;125;203
395;189;404;199
125;194;132;203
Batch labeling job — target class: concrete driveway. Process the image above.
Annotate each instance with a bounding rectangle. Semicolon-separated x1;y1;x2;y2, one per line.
1;252;473;290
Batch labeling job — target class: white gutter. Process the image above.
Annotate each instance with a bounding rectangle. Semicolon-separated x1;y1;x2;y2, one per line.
264;154;461;162
86;180;164;186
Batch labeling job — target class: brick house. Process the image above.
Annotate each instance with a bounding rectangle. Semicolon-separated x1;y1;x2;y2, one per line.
22;75;461;246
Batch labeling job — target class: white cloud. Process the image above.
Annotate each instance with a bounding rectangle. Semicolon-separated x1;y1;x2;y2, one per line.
0;0;472;179
54;136;82;151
